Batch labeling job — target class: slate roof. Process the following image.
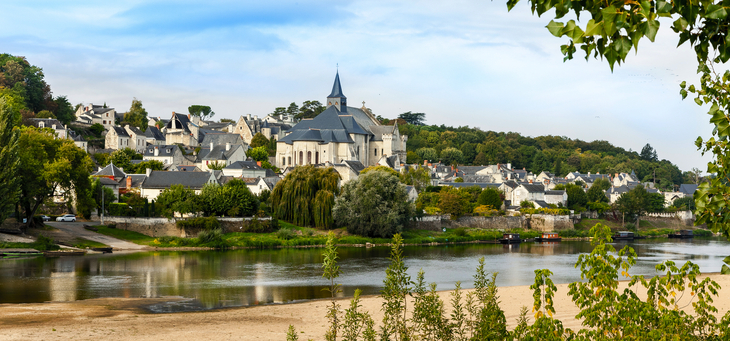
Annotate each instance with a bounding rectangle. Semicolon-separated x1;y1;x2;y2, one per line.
99;177;120;186
202;144;243;161
225;161;264;170
279;106;366;145
328;72;347;100
112;126;130;137
30;118;64;129
679;184;699;195
545;190;566;196
520;184;545;193
501;180;519;189
125;125;144;136
94;163;126;178
73;134;86;142
144;145;179;157
142;171;215;189
119;174;147;188
145;126;165;140
370;125;395;141
342;160;366;174
165;113;192;133
443;182;500;189
458;166;488;175
533;200;550;208
174;165;201;172
199;132;245;147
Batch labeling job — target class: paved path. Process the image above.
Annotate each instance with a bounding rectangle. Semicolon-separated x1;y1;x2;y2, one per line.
45;222;148;250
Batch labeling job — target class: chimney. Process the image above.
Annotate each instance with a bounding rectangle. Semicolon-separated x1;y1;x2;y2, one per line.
588;172;591;176
188;114;191;119
126;176;132;189
257;161;262;167
226;142;231;151
529;179;533;184
210;142;214;150
52;124;56;130
146;168;152;176
423;160;427;166
154;147;159;156
254;115;258;120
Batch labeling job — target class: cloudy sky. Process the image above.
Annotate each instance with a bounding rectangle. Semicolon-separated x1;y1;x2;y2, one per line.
1;0;712;171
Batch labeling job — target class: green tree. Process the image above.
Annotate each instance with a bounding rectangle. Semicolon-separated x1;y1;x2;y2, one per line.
478;187;503;209
298;100;325;119
156;184;198;218
615;185;649;226
247;146;269;162
130;160;164;174
398;111;426;125
473;152;489;166
89;177;116;217
187;105;214;121
360;165;399;178
106;148;142;172
16;126;94;227
586;180;610;203
640;143;658;161
440;147;463;165
565;183;588;210
124;98;148;132
416;147;438;163
250;132;269;149
35;110;55;119
647;192;665;213
271;165;340;228
207;161;226;171
400;166;431;192
0;97;20;222
198;179;258;217
333;170;413;237
53;96;75;124
89;123;105;137
380;234;411;340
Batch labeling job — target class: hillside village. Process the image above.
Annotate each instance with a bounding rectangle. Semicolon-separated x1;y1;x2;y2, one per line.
26;72;698;215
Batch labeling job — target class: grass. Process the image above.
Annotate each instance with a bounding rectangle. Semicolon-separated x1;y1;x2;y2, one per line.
94;226;155;245
70;238;108;249
0;235;60;251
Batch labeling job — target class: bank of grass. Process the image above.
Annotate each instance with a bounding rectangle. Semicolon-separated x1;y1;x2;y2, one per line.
93;226;155;245
0;235;60;251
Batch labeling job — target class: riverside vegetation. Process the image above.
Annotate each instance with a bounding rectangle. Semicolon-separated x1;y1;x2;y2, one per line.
287;224;730;340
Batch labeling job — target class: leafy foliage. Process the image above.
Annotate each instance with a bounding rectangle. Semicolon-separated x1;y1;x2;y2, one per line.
397;111;426;125
246;146;269;162
477;187;503;208
271;165;340;228
155;184;198;218
187;105;214;121
0;97;20;222
399;166;430;191
334;169;413;237
249;132;269;148
198;179;259;217
122;98;148;132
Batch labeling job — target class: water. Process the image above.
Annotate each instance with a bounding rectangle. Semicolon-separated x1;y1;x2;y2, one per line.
1;238;728;312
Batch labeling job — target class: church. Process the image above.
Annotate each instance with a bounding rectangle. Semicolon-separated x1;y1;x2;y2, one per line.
275;72;408;169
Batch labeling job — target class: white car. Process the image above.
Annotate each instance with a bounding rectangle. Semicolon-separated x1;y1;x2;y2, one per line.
55;214;76;222
40;215;51;221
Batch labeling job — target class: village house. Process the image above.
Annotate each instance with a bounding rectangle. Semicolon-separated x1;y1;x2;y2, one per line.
234;114;292;145
140;170;218;200
75;103;119;130
199;142;248;171
145;126;166;145
222;161;269;178
143;144;186;167
29;118;68;139
124;125;147;153
105;127;131;150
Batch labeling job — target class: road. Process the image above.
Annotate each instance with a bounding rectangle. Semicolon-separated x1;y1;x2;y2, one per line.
45;221;148;250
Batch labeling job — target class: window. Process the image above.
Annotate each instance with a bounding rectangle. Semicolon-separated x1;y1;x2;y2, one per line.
288;156;291;165
315;152;319;164
282;157;285;166
299;151;303;165
375;149;378;156
307;151;312;164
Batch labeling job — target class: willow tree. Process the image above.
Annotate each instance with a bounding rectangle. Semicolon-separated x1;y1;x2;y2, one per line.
0;97;20;222
271;165;340;228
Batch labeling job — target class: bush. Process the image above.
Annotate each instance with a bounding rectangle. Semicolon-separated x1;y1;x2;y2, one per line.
424;206;442;215
31;235;60;251
108;203;136;216
693;229;713;237
177;217;220;231
452;228;467;237
197;229;228;249
276;228;295;240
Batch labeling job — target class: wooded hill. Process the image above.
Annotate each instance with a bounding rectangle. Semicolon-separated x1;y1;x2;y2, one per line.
396;123;686;191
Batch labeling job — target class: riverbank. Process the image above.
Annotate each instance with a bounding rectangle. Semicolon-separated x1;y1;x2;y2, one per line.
2;273;730;341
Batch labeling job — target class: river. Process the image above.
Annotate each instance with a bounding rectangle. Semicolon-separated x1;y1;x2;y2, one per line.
1;238;728;312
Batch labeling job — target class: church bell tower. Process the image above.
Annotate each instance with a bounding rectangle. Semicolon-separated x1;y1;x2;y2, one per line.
327;71;347;113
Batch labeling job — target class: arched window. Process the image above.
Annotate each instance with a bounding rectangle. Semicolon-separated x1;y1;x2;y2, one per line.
282;157;285;166
307;151;312;164
375;149;378;156
315;152;319;164
299;151;303;165
288;156;291;165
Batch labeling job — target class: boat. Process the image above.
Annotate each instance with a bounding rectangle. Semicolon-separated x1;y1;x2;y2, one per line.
535;232;561;242
612;231;635;241
668;230;694;239
91;247;113;253
0;248;43;258
499;233;522;244
43;250;85;257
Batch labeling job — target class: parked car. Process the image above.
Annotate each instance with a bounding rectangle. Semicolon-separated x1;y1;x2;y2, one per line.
55;214;76;222
40;215;51;221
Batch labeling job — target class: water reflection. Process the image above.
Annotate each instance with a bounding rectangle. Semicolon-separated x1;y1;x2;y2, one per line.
0;238;728;311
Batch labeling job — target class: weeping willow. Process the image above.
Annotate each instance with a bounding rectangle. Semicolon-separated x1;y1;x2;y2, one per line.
271;165;340;228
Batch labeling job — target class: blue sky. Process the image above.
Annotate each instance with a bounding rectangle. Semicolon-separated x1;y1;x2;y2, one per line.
1;0;712;171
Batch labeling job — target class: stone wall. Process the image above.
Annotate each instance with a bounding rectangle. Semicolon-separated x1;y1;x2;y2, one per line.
526;214;573;232
104;216;271;237
411;214;572;231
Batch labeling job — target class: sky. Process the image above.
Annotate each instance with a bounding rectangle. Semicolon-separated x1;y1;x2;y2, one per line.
1;0;714;171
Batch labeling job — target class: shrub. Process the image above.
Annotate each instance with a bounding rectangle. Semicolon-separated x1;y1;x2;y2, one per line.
424;206;442;215
452;227;467;237
276;228;295;240
108;203;136;216
177;217;220;231
31;235;60;251
197;228;227;249
473;205;499;217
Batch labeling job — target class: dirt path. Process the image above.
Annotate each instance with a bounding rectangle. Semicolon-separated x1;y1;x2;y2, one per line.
43;222;148;250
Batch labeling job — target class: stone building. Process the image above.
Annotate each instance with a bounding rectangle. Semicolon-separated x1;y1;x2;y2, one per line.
275;72;407;169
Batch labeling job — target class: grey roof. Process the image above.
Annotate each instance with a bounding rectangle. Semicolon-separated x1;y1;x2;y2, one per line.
119;174;147;188
144;145;179;157
99;177;120;186
279;106;366;145
203;144;243;161
501;180;519;189
545;190;566;196
520;184;545;193
174;165;201;172
94;163;126;178
369;125;395;141
443;182;500;189
533;200;550;208
458;166;488;175
73;134;86;142
264;169;278;177
30;118;64;129
145;126;165;140
679;184;698;195
607;185;630;195
342;160;366;174
328;72;347;100
165;113;192;133
125;125;144;135
225;161;264;170
141;171;215;189
199;132;245;147
112;126;130;137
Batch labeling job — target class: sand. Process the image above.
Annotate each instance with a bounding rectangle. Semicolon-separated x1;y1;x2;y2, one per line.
2;274;730;341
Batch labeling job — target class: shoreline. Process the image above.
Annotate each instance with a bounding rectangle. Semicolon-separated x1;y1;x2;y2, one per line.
2;273;730;341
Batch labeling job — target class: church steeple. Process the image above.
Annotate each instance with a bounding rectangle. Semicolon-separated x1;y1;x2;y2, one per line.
327;71;347;112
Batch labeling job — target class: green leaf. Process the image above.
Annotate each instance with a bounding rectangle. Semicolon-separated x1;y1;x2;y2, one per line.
560;20;585;43
656;1;672;15
723;255;730;264
645;20;660;42
722;264;730;275
673;17;689;32
546;20;565;37
585;19;604;36
706;4;728;20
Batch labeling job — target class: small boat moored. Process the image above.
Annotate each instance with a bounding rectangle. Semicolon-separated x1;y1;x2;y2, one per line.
43;250;85;257
499;233;522;244
612;231;635;241
535;232;562;242
668;229;694;239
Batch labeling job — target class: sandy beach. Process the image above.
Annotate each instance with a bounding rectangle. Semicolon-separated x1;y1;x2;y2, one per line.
2;273;730;341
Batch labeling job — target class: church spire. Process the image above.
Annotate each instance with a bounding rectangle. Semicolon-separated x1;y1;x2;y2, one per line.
327;71;347;112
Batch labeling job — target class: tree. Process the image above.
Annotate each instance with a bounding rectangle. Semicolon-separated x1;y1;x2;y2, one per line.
586;183;609;203
440;147;463;165
416;147;438;163
188;105;215;121
124;98;148;132
89;123;105;137
640;144;658;161
198;179;258;217
89;177;116;217
207;161;226;171
334;170;413;238
615;185;649;225
0;97;20;223
565;184;588;210
106;148;142;173
35;110;55;119
478;188;503;209
53;96;75;124
298;100;325;119
397;111;426;125
400;166;431;192
250;133;270;149
247;146;269;162
16;126;94;227
156;184;198;218
473;152;489;166
360;165;400;178
271;165;340;228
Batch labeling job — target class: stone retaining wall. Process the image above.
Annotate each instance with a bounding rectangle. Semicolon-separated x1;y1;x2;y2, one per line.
411;214;572;231
104;216;271;237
